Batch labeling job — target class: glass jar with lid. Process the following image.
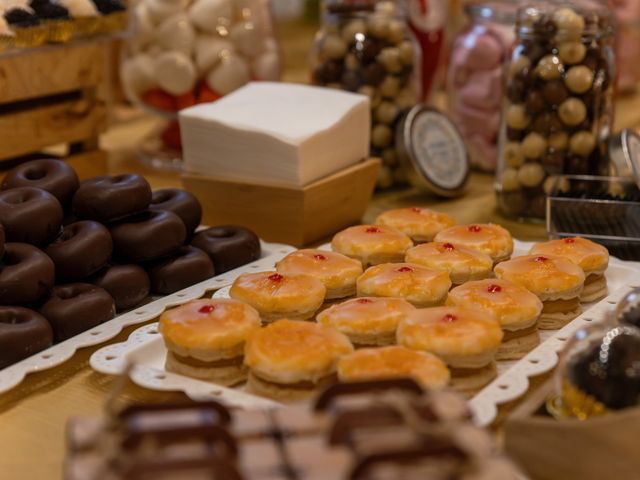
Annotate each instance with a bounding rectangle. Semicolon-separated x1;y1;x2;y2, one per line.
447;1;517;172
496;1;615;220
310;0;422;188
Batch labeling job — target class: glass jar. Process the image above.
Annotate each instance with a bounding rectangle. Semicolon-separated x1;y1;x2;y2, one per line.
611;0;640;93
121;0;282;170
496;1;615;221
447;1;517;172
311;0;422;189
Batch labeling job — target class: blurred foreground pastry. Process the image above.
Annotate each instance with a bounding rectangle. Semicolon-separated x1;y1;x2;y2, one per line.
159;299;260;386
331;224;413;266
375;207;455;243
406;241;494;285
317;296;415;346
434;223;513;263
230;271;326;322
338;345;450;390
244;319;353;401
356;263;451;307
495;255;585;329
529;237;609;302
447;279;543;360
275;249;362;299
397;306;503;393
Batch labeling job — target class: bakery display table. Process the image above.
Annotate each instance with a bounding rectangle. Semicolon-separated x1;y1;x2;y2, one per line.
2;20;640;480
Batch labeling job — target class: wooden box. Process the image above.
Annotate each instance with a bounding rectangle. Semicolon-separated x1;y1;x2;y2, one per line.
182;158;381;247
0;39;112;178
504;379;640;480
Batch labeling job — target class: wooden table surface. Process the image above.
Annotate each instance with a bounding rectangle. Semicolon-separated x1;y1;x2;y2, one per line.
2;21;640;479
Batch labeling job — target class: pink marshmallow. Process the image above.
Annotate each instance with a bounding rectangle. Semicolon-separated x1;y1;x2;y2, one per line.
462;28;504;71
455;103;500;142
458;67;503;110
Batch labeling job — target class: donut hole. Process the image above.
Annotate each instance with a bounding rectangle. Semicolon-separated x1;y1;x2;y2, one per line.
112;174;132;184
58;223;81;242
151;191;173;204
0;311;30;325
24;167;47;181
56;286;83;300
207;229;235;239
1;251;22;267
2;191;29;204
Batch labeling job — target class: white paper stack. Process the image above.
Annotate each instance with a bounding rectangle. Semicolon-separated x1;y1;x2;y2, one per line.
179;82;371;187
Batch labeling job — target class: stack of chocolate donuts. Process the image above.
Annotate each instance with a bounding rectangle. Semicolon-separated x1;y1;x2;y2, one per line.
0;158;261;369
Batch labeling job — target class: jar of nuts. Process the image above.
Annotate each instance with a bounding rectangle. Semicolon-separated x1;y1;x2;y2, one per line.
496;2;615;220
311;0;422;189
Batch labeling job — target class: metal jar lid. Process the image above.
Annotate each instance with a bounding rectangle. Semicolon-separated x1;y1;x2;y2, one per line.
608;129;640;190
395;105;470;197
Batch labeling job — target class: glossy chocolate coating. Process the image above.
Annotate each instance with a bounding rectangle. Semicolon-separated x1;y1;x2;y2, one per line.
0;224;4;261
72;174;152;222
0;306;53;368
149;188;202;237
147;246;214;295
89;264;150;312
40;283;115;342
110;210;186;262
0;187;63;246
46;221;113;280
0;243;55;305
1;158;79;207
191;225;260;274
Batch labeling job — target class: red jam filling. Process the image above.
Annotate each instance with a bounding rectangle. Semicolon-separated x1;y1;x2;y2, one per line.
410;207;421;213
357;298;373;304
198;305;215;314
468;225;482;233
397;266;413;273
442;243;455;251
564;238;575;244
487;284;502;293
365;227;381;233
313;254;327;261
268;273;284;282
442;314;457;323
534;256;548;263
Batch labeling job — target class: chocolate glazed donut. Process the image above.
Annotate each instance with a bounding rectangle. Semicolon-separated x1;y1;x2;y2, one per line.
1;158;79;207
90;264;150;312
72;174;152;222
0;187;63;246
110;210;186;262
0;243;55;305
40;284;115;342
0;306;53;368
0;224;5;261
191;226;261;274
147;246;214;295
149;188;202;237
46;221;113;281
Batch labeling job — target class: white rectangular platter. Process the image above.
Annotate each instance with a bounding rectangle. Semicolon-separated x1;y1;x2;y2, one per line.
0;241;297;395
89;240;640;425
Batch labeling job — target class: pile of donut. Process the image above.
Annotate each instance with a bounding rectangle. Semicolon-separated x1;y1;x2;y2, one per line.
0;158;260;369
159;207;609;401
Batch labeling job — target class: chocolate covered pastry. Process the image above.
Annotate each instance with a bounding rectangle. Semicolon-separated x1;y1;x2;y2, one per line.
65;379;519;479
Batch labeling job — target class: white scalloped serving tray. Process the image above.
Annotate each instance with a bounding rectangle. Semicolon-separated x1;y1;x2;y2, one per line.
90;241;640;423
0;241;296;395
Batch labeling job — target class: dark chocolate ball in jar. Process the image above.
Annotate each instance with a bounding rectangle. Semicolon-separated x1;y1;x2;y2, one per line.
497;3;614;220
311;0;421;189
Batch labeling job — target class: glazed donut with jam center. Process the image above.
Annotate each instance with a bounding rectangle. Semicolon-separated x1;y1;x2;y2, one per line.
0;243;55;305
150;188;202;237
72;174;152;222
0;306;53;368
40;283;115;342
191;226;261;274
110;210;186;262
0;187;63;246
1;158;79;207
46;221;113;280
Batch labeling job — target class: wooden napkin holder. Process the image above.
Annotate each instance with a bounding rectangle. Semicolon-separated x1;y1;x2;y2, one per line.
182;158;380;247
504;378;640;480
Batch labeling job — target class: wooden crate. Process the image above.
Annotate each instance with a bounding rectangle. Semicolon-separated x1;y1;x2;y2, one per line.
0;39;112;178
182;159;381;247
